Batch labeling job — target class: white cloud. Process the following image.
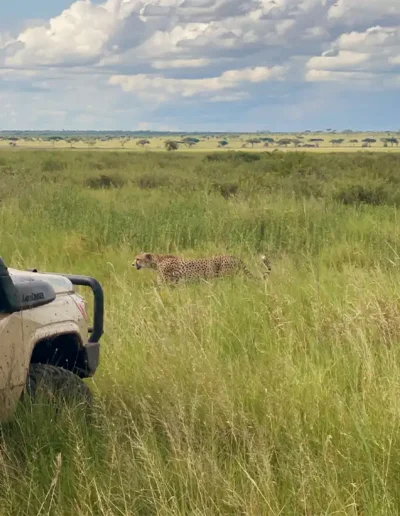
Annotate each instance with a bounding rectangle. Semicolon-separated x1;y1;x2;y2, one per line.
306;24;400;84
328;0;400;25
307;50;370;71
336;26;398;49
4;0;140;67
1;0;400;129
1;0;328;72
152;58;211;69
109;65;285;101
0;32;14;50
305;69;379;82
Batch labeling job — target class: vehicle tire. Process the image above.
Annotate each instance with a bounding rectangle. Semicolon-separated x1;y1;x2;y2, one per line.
25;364;93;407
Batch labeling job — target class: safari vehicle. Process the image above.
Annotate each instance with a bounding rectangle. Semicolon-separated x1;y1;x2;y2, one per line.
0;257;104;420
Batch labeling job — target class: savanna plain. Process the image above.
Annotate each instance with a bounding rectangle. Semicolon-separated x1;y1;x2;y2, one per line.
1;148;400;515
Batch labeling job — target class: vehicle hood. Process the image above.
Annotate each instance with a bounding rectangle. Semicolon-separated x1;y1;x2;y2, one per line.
8;269;74;295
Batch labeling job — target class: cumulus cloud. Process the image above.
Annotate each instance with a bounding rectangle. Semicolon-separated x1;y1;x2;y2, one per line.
4;1;138;67
0;32;14;50
328;0;400;26
1;0;331;71
109;65;285;102
306;25;400;86
152;58;211;69
306;69;379;82
1;0;400;129
309;50;370;69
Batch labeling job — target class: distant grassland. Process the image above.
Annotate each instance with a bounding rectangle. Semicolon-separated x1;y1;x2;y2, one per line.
1;149;400;514
1;131;400;152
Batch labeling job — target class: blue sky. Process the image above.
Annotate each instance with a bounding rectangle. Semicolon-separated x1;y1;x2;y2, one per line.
1;0;400;132
2;1;70;22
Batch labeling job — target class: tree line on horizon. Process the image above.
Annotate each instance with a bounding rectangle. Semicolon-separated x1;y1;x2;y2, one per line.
1;134;399;150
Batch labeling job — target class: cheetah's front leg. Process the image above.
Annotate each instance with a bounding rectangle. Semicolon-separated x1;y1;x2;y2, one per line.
157;272;179;288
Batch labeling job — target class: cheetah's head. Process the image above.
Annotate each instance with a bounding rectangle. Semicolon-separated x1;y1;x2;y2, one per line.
133;252;157;270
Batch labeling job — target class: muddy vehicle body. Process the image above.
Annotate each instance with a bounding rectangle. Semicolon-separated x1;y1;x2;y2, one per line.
0;257;104;420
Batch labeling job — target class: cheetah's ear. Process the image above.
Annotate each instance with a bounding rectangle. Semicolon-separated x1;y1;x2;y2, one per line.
145;253;153;260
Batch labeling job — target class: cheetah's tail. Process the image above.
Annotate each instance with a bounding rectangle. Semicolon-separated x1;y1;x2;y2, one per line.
260;254;272;276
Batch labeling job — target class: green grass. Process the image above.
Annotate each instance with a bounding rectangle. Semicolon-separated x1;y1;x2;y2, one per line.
1;149;400;514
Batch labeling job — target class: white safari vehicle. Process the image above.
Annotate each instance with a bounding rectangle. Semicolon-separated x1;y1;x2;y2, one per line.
0;257;104;420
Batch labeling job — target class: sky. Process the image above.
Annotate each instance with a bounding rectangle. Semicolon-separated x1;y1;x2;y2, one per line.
1;0;400;132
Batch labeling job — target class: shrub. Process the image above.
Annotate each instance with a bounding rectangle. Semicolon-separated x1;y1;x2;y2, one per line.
212;181;239;199
334;183;391;206
204;152;261;163
137;173;169;189
233;152;261;163
204;153;229;163
41;157;67;172
84;173;126;189
88;160;106;170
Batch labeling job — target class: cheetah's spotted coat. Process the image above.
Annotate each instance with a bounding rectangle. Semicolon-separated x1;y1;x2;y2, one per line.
133;252;271;285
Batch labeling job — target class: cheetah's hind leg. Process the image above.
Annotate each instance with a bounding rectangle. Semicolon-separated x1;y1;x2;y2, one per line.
260;254;272;277
237;259;257;280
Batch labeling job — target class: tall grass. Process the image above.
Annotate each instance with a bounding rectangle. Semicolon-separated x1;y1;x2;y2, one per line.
1;149;400;514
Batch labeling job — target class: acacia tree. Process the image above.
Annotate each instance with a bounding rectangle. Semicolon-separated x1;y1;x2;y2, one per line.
246;138;261;147
47;136;63;147
361;138;376;147
165;140;179;151
381;137;398;147
182;137;199;148
277;138;292;147
309;138;324;147
330;138;345;146
136;139;150;147
66;137;79;148
218;140;228;148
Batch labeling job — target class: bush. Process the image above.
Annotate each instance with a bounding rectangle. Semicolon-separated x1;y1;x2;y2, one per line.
87;160;106;170
233;152;262;163
84;173;126;189
204;152;261;163
212;181;239;199
204;153;230;163
41;157;67;172
137;173;169;189
334;183;391;206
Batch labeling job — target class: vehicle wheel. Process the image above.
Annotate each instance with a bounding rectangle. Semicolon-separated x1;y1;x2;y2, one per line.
25;364;93;407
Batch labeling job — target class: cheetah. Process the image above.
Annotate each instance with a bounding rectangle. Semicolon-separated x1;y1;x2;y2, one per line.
132;252;271;285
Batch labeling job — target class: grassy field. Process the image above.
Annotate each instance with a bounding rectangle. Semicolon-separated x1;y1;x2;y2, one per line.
1;149;400;514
